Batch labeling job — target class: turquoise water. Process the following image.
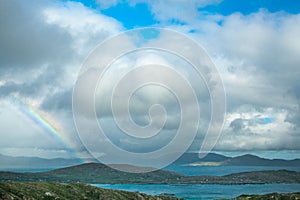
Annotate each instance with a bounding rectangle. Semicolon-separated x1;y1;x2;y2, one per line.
4;165;300;175
93;183;300;199
93;166;300;199
163;165;300;176
5;165;300;199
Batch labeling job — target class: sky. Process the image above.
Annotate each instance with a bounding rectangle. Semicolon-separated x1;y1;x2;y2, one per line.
0;0;300;162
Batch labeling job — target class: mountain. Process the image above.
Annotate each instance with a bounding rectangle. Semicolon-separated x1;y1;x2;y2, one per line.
41;163;184;183
0;154;85;171
223;154;300;166
173;153;229;165
0;182;181;200
0;163;299;184
179;153;300;166
0;163;185;184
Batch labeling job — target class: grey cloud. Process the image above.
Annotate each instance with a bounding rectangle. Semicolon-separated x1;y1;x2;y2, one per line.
0;64;63;98
230;118;245;132
0;0;74;74
194;11;300;145
41;89;73;111
0;0;123;159
2;0;300;158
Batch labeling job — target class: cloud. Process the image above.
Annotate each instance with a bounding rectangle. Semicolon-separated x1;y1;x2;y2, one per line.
0;0;123;158
73;45;208;154
0;100;65;150
0;0;123;99
43;1;122;55
197;11;300;151
215;106;298;151
1;0;300;159
0;0;73;74
130;0;221;22
158;9;300;151
41;89;73;111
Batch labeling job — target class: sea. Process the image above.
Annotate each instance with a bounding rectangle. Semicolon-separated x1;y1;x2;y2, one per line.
92;165;300;200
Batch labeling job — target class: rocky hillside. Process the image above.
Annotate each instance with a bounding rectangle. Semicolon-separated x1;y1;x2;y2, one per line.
0;182;182;200
235;192;300;200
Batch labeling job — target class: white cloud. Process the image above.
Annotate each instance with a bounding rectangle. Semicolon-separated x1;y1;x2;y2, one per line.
192;11;300;151
43;1;123;56
159;10;300;151
130;0;221;22
0;0;124;158
1;0;300;159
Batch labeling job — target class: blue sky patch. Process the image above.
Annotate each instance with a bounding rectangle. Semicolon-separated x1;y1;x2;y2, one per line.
258;117;275;124
199;0;300;15
101;2;158;29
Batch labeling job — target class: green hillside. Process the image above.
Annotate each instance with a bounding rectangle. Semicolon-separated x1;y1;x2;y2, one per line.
235;192;300;200
0;182;181;200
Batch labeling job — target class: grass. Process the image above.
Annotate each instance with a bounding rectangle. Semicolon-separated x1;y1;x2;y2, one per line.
0;182;182;200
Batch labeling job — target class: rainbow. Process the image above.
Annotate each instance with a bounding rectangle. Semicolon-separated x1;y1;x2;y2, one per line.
7;95;85;162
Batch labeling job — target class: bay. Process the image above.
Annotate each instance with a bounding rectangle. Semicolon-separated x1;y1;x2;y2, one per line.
93;165;300;199
93;183;300;200
164;165;300;176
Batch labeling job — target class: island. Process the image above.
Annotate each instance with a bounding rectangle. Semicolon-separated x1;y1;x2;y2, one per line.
0;163;300;184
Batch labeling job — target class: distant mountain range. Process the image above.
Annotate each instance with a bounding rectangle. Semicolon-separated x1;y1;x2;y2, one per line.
0;154;85;171
173;153;300;167
0;152;300;171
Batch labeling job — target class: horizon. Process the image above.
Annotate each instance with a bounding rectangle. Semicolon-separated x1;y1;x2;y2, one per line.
1;150;300;161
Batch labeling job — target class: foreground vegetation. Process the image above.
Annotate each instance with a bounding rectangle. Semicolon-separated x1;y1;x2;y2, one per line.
0;182;299;200
235;192;300;200
0;182;182;200
0;163;300;184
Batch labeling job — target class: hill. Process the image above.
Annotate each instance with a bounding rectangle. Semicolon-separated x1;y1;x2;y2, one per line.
179;153;300;167
0;163;299;184
173;153;229;165
41;163;184;183
223;154;300;166
235;192;300;200
0;154;84;171
0;163;185;184
0;182;299;200
0;182;181;200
